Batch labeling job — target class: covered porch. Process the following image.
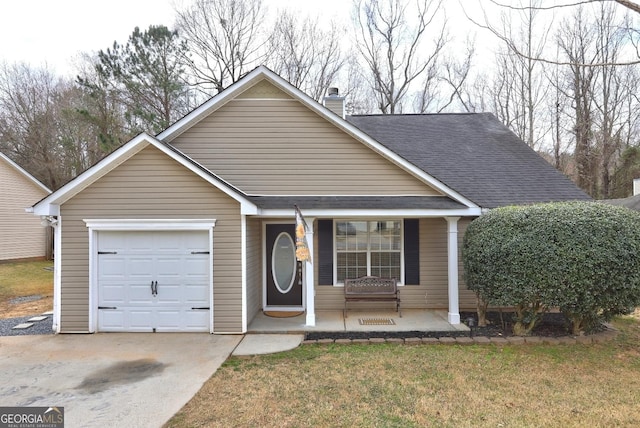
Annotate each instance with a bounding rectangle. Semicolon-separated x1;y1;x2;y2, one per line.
247;309;471;334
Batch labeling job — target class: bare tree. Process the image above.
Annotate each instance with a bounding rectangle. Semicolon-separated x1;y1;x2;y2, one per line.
0;62;69;189
413;36;475;113
557;7;599;195
466;0;553;149
592;3;630;197
175;0;267;95
354;0;446;114
466;0;640;66
268;12;346;101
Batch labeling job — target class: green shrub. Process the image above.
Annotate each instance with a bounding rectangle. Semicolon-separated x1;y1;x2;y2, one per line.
462;201;640;335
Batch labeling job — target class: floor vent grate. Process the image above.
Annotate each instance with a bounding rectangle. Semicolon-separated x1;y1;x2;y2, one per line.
358;318;396;326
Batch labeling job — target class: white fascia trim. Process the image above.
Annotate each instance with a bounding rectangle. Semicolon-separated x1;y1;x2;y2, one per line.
256;208;482;218
0;152;52;194
33;203;60;216
156;66;477;209
83;219;217;230
32;133;258;215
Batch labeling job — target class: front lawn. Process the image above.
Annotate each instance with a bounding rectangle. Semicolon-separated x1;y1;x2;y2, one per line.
0;261;53;318
166;315;640;427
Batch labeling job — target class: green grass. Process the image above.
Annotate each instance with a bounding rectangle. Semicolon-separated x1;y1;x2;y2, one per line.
0;261;52;298
0;260;53;317
166;316;640;428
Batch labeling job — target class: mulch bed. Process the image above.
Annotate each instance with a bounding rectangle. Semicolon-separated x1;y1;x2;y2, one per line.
305;311;602;341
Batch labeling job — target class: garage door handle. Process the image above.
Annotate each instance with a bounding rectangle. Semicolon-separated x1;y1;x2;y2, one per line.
98;306;117;310
191;307;210;310
151;280;158;296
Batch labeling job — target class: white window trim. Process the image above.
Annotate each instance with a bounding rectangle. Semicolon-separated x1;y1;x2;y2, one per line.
333;219;405;286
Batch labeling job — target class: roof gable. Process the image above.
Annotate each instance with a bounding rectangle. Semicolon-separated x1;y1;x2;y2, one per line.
158;66;478;208
0;152;51;194
32;133;257;216
170;85;441;197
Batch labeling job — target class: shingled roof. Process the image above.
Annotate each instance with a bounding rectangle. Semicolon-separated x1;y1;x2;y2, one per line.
347;113;591;208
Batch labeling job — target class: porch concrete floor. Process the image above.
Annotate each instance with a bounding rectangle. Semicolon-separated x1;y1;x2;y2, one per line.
248;309;470;334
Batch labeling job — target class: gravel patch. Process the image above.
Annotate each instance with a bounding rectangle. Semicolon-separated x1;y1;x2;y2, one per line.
0;315;53;336
8;294;42;304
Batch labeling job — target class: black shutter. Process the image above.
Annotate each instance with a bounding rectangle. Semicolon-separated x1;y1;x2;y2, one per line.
318;219;334;285
404;219;420;285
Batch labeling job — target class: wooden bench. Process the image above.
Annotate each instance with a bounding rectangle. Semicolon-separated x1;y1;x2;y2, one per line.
343;276;401;318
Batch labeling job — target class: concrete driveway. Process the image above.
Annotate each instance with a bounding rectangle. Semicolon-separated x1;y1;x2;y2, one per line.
0;333;243;427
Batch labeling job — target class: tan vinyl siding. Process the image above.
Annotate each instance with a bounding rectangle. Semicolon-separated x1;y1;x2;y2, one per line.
59;145;242;333
245;217;263;324
172;87;439;196
236;79;293;99
0;158;50;261
315;217;476;311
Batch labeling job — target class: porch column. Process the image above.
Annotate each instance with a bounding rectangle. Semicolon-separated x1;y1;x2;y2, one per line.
446;216;461;324
305;217;316;326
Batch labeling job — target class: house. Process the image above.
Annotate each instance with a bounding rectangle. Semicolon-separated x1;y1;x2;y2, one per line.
603;178;640;211
1;151;52;262
32;66;590;334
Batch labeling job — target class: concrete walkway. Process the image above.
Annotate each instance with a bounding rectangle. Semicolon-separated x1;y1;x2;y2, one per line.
233;334;304;356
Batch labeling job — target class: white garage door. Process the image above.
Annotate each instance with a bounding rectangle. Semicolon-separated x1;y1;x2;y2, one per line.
97;230;211;332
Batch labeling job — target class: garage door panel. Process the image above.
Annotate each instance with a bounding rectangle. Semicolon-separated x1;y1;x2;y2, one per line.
99;284;127;306
182;311;210;332
155;309;181;330
184;256;209;274
155;284;182;305
99;256;127;277
129;309;155;330
183;285;209;304
98;230;211;332
128;283;155;305
98;309;126;331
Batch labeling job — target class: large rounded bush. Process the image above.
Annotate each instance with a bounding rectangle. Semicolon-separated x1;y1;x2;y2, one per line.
463;201;640;335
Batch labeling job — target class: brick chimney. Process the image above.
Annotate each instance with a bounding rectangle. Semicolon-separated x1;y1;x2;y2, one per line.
323;87;345;119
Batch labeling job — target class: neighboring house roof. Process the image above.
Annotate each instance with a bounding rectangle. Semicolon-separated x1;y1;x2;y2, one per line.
0;151;51;194
347;113;592;208
602;195;640;211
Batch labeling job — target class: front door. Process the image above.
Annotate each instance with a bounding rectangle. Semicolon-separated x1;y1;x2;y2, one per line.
265;224;303;310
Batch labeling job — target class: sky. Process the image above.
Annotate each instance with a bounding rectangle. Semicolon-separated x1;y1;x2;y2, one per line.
0;0;490;78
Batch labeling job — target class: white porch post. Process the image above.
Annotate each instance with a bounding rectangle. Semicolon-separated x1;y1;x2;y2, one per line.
305;217;316;326
446;216;461;324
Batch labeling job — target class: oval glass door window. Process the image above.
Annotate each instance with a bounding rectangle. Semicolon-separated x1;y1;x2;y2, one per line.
272;232;296;294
